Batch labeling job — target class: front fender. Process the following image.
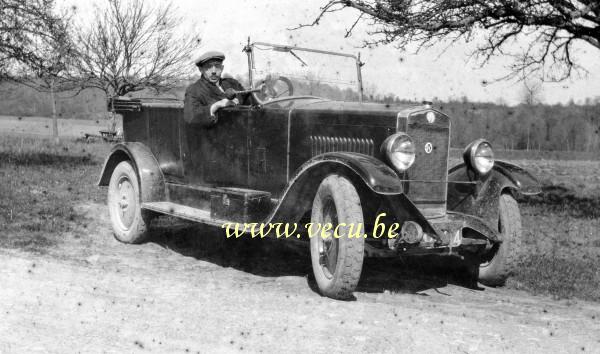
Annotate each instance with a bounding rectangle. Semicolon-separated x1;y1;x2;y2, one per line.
493;160;541;195
266;152;403;224
306;152;404;194
97;142;165;203
447;160;541;227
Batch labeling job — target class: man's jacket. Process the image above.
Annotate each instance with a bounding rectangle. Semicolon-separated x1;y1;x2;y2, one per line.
184;75;246;126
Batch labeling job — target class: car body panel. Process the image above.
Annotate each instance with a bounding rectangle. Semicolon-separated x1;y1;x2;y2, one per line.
100;67;538;259
185;107;252;187
98;142;165;203
493;160;542;195
447;160;541;230
101;97;460;228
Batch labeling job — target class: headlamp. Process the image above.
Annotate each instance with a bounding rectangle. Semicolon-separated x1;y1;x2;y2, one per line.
463;139;494;175
381;133;416;172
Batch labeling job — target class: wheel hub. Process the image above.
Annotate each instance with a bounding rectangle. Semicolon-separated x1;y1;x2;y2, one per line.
318;199;339;278
115;178;136;229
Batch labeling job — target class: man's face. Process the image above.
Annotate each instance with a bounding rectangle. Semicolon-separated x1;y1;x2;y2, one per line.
200;60;224;83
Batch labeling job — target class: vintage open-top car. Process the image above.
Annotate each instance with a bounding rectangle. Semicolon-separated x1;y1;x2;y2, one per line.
98;41;541;299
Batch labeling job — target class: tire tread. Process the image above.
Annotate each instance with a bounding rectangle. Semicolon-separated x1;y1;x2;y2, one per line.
310;175;365;300
478;193;522;286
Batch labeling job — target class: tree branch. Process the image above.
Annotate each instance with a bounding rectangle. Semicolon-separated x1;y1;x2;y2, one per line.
298;0;600;81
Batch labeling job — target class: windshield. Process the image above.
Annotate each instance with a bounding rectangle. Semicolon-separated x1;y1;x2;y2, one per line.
246;42;363;102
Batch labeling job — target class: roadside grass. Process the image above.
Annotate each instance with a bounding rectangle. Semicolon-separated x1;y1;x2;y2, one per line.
0;135;109;254
508;158;600;301
1;134;599;302
513;198;600;301
0;134;105;165
512;254;599;302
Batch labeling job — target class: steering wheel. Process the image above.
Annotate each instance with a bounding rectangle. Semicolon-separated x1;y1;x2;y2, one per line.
255;75;294;101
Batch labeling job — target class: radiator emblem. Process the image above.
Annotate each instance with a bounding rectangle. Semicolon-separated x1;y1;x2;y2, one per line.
426;111;436;123
424;142;433;154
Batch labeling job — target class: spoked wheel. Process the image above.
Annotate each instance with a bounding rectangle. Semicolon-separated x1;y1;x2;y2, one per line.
310;175;365;300
107;161;154;244
317;200;340;279
478;193;522;286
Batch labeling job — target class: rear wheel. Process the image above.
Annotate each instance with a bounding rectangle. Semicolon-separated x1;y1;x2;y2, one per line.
478;193;522;286
108;161;154;244
310;175;365;300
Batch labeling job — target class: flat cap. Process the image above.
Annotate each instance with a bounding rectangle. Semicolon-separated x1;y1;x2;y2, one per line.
193;50;225;66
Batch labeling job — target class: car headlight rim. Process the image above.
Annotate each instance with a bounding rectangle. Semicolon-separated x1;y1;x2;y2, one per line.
381;133;416;173
464;139;494;175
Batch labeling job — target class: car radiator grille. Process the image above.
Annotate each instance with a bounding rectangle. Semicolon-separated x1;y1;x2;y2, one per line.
310;136;375;156
406;122;449;215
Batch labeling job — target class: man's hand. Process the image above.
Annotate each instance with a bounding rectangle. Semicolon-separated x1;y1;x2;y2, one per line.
224;88;237;100
209;98;238;117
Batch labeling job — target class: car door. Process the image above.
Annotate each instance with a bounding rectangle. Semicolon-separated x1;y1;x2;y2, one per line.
247;106;288;196
182;107;250;187
147;106;184;180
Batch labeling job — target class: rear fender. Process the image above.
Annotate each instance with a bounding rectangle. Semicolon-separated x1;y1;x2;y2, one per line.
447;160;541;227
97;142;165;203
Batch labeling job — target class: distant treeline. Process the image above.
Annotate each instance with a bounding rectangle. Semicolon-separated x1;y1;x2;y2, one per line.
290;79;600;152
438;100;599;152
1;80;598;152
0;82;108;120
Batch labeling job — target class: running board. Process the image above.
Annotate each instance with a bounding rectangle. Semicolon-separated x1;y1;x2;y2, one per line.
142;202;229;227
165;183;272;223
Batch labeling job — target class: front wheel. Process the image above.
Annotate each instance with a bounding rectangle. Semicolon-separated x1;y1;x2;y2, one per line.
310;175;365;300
107;161;154;244
478;193;522;286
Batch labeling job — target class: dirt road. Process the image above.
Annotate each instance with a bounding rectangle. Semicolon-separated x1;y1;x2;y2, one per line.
1;203;599;353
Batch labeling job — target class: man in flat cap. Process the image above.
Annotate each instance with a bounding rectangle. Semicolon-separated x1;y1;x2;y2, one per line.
184;50;247;125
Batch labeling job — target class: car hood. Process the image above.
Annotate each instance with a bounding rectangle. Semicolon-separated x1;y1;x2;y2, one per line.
263;97;427;115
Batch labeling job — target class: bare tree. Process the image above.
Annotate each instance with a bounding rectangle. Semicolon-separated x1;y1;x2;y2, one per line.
302;1;600;81
36;42;80;143
0;0;70;79
1;0;76;142
521;77;544;105
71;0;200;98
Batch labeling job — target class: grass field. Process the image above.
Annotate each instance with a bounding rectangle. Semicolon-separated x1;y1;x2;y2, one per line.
0;136;110;253
0;115;121;138
1;135;598;301
450;147;600;162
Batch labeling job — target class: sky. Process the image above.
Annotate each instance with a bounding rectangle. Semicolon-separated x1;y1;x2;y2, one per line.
60;0;600;106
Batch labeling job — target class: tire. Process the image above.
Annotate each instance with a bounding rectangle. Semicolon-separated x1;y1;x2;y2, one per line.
478;193;522;286
107;161;153;244
310;174;365;300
